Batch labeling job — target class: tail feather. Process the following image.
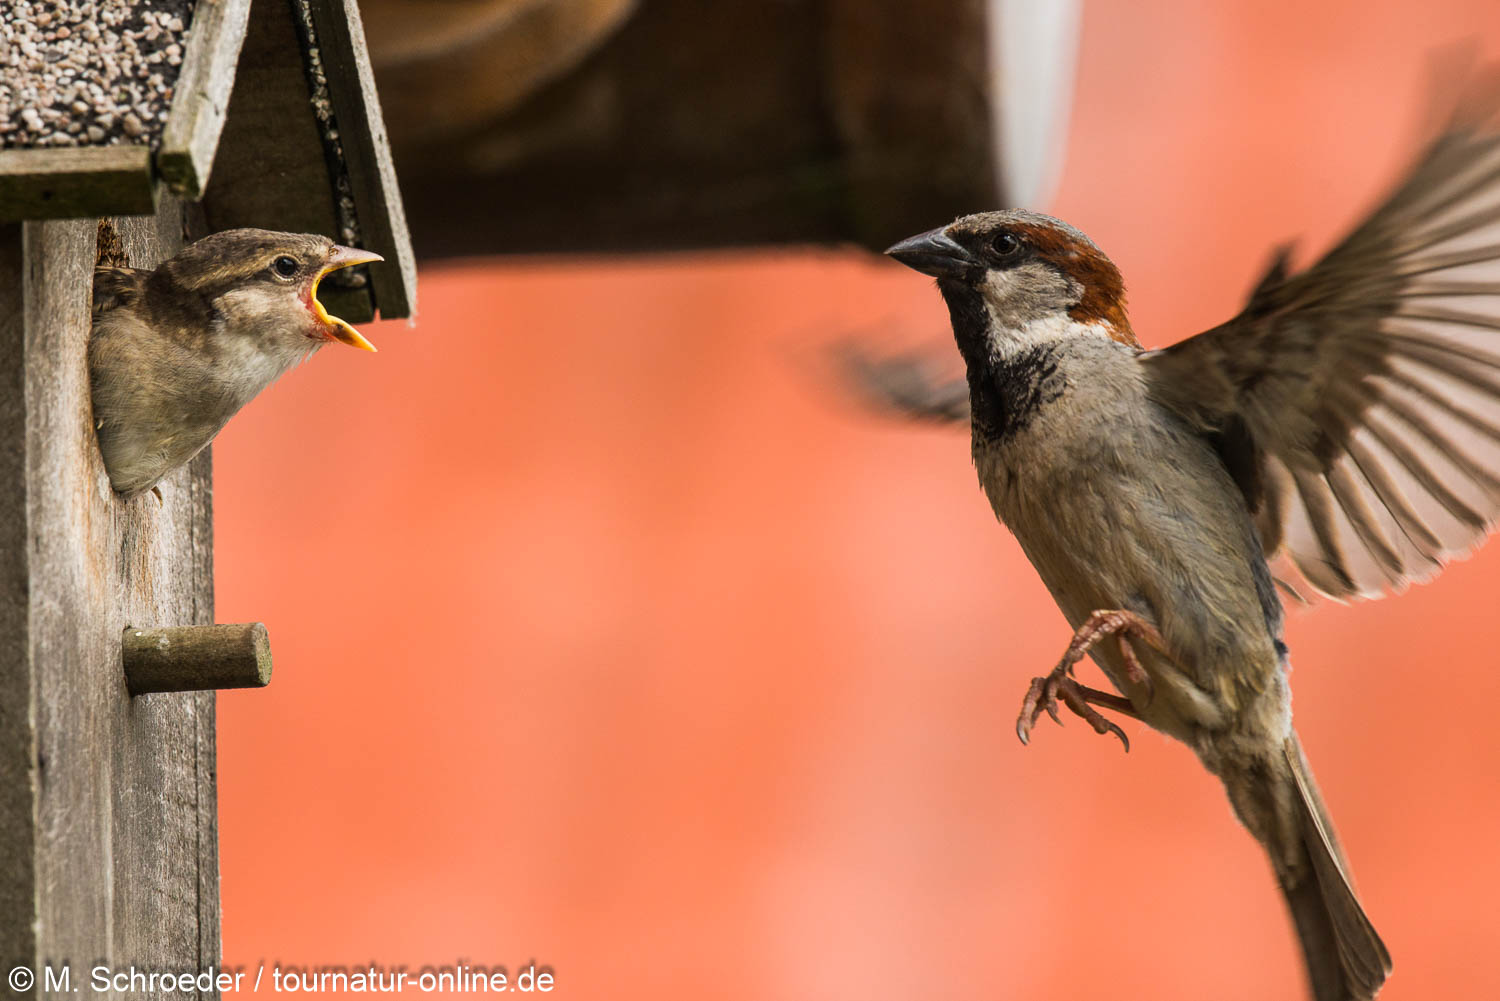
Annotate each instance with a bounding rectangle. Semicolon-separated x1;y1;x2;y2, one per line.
1281;736;1392;1000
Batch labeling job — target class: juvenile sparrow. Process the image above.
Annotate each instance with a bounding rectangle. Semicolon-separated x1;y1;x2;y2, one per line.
90;228;383;497
877;100;1500;1001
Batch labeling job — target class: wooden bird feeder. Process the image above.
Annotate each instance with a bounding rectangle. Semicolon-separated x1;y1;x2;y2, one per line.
0;0;1080;990
0;0;414;991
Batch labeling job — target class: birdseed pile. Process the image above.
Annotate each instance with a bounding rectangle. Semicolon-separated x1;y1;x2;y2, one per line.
0;0;197;149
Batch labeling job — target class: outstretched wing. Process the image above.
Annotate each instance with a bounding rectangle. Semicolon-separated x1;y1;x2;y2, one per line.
1144;90;1500;599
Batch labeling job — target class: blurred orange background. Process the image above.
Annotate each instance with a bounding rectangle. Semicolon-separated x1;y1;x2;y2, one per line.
215;1;1500;998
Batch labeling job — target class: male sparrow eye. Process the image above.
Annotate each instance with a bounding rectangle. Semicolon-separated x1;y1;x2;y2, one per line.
271;256;299;279
990;231;1022;258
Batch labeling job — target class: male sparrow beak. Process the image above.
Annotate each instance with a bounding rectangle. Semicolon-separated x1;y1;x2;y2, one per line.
314;245;385;351
884;227;980;280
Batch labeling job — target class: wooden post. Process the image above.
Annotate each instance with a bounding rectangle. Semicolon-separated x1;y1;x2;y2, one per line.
124;624;273;695
0;201;220;998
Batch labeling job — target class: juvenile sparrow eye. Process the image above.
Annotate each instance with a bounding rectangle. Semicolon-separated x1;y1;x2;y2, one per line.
990;231;1022;258
272;256;299;279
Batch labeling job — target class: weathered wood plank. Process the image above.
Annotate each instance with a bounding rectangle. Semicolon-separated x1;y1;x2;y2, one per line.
202;0;346;256
108;205;219;997
0;224;39;987
24;217;116;983
308;0;418;320
158;0;257;198
188;444;221;987
204;0;380;322
0;200;219;998
193;0;414;324
0;147;157;222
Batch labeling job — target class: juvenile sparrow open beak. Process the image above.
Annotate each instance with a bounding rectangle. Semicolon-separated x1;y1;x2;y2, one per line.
313;245;385;351
884;227;978;279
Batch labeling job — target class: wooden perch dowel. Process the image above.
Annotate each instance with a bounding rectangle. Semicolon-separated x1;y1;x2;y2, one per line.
123;623;273;695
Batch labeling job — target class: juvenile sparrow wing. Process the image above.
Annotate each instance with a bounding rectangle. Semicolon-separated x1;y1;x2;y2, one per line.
1144;85;1500;599
93;266;149;316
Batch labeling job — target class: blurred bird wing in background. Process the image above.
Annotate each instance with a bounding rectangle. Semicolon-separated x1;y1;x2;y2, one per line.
832;340;972;425
1143;66;1500;601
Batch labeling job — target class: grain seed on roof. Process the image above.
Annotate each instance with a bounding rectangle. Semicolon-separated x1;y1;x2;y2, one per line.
0;0;197;149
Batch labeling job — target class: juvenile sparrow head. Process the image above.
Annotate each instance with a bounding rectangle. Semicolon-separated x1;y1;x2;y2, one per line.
90;228;383;497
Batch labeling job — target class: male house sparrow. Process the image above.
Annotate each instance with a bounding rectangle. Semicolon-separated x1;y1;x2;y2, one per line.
877;101;1500;1001
90;228;382;497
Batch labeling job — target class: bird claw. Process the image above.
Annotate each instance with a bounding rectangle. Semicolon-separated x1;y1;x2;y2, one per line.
1016;668;1131;751
1015;609;1169;752
1042;686;1063;726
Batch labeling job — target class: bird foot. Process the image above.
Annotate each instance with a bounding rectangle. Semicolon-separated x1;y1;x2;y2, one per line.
1015;670;1136;750
1064;609;1166;691
1015;609;1166;752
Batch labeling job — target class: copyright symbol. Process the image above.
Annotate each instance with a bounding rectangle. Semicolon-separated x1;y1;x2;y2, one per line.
7;966;34;992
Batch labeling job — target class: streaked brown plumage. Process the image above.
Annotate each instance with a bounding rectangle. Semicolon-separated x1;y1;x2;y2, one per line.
866;82;1500;1001
89;228;382;497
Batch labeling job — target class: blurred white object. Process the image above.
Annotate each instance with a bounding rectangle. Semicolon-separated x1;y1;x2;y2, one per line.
990;0;1082;207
